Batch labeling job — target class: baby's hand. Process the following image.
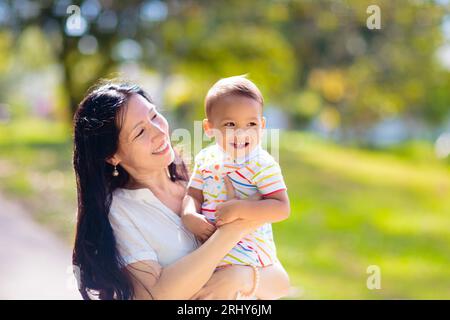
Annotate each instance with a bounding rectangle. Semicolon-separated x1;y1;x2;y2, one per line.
182;212;216;243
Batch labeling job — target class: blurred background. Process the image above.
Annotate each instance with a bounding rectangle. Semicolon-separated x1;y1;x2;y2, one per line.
0;0;449;299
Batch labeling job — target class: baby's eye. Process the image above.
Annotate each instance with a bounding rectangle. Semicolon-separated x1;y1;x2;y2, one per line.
224;122;235;127
248;122;257;127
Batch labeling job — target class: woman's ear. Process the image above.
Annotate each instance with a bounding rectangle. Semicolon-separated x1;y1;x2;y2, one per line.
262;116;266;129
203;119;213;138
106;154;120;166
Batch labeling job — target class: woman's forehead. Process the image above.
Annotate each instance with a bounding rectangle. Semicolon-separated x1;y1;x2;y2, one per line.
122;94;155;129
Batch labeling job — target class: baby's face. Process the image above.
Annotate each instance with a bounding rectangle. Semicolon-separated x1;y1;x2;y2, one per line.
204;95;265;160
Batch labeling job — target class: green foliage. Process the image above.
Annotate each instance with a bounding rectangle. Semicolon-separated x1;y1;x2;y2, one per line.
0;118;70;146
0;0;447;130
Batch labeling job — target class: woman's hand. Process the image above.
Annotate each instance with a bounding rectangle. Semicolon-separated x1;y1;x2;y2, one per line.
215;176;262;227
191;265;253;300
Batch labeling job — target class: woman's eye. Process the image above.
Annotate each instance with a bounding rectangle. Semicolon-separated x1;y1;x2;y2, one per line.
248;122;257;126
224;122;235;127
135;128;145;139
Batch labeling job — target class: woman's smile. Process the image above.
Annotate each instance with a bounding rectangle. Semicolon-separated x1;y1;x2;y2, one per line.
152;138;170;155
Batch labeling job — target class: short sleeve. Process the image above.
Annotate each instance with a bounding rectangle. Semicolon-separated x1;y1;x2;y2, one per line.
252;159;287;196
188;152;205;190
109;207;158;266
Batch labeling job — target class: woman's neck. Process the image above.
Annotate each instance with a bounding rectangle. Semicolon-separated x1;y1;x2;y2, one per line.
126;167;173;194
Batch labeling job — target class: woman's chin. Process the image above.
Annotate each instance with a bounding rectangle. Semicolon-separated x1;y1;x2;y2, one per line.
167;147;175;163
164;146;175;166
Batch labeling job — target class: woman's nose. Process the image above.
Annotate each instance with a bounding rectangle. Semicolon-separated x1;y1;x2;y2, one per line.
148;118;166;141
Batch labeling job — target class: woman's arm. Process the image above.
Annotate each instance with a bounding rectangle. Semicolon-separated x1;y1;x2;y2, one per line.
125;218;263;300
190;261;290;300
256;261;290;299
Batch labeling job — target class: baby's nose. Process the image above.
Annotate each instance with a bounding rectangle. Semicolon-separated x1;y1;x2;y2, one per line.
233;128;247;138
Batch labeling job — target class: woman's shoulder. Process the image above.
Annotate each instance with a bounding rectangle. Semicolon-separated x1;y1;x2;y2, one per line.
109;189;133;220
111;188;137;206
110;187;180;222
110;188;150;219
109;188;161;232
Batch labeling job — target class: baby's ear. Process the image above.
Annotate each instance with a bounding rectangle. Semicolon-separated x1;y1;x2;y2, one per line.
262;116;266;129
202;119;213;137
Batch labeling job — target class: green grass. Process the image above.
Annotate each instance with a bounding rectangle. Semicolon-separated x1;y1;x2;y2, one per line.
0;119;77;242
0;120;449;299
274;132;450;299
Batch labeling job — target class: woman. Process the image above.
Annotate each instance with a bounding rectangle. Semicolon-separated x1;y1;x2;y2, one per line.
72;81;290;300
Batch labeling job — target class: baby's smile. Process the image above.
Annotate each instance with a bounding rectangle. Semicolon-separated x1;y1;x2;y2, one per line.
229;141;250;150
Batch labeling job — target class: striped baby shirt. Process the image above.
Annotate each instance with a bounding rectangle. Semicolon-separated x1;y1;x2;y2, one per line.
188;143;287;267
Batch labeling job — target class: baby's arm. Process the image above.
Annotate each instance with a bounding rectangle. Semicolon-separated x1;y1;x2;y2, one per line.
182;187;203;215
217;159;290;226
240;190;290;222
215;188;290;227
216;159;290;227
181;187;216;242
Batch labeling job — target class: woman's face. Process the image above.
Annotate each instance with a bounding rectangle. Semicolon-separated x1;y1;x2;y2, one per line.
112;94;174;174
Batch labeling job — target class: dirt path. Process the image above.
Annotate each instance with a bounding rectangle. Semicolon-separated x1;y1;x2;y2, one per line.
0;193;80;299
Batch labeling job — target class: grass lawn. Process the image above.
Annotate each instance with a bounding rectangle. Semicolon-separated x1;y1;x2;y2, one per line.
0;120;449;299
275;132;450;299
0;119;77;241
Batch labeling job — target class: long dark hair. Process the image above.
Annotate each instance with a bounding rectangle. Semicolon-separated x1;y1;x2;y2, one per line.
72;82;188;300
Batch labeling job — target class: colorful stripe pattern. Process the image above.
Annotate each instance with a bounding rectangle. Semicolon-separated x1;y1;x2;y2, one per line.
188;144;286;267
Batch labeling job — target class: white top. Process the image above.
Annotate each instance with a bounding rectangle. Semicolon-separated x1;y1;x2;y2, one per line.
109;188;200;267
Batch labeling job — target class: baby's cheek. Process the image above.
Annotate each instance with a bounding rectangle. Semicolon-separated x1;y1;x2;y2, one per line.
249;128;262;143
